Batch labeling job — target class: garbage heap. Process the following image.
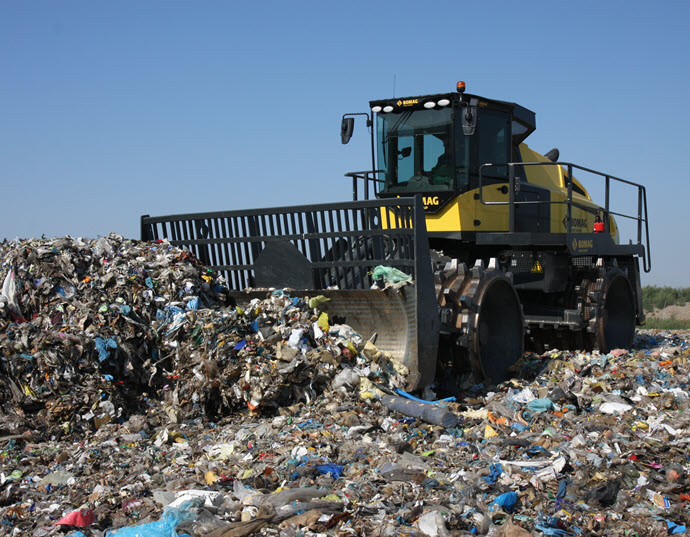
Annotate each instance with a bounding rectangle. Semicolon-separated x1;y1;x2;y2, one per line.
0;235;411;437
0;235;689;537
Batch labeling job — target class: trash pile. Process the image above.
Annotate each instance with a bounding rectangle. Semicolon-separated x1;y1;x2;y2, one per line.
0;235;410;437
0;235;689;536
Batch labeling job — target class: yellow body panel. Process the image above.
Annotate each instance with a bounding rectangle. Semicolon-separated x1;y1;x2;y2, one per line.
518;144;562;190
423;190;478;232
519;144;619;241
518;144;590;196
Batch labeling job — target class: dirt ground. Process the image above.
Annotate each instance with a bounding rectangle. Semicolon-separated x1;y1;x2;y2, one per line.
645;302;690;321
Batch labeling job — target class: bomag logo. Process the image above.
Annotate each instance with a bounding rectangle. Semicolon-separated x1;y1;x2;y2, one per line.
572;238;594;251
397;99;419;107
423;196;439;207
562;216;589;231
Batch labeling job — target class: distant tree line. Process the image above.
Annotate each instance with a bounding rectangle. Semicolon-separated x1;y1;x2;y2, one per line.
642;286;690;311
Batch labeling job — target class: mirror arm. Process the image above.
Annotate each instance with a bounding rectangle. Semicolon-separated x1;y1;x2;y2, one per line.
341;112;376;188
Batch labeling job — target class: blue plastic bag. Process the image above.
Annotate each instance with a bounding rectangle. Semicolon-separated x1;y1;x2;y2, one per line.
481;463;503;485
526;398;554;413
95;337;118;362
668;520;687;534
316;463;344;479
556;479;569;499
106;504;195;537
491;491;518;512
186;297;201;310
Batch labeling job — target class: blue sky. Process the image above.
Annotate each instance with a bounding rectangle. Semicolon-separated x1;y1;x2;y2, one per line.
2;1;688;286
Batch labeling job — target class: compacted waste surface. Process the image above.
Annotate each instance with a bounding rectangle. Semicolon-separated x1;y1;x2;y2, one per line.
0;235;688;536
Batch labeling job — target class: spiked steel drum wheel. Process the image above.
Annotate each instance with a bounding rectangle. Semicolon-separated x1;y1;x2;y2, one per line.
470;272;524;384
588;268;636;352
436;258;524;385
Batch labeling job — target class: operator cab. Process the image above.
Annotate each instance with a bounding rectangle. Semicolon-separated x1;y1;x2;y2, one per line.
359;82;536;213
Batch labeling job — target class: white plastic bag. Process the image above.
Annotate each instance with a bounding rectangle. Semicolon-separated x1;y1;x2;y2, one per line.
1;271;22;317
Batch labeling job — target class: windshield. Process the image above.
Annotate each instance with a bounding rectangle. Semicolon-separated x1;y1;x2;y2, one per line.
376;108;455;194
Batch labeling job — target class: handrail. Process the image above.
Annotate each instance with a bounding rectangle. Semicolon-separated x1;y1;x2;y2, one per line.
478;161;651;273
344;170;385;201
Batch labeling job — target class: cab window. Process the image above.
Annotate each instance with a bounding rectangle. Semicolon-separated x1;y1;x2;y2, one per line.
376;108;454;193
477;109;510;179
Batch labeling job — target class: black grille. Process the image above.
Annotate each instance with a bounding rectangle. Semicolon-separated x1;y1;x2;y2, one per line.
141;198;429;291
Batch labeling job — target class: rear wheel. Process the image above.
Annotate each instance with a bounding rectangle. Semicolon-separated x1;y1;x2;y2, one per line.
586;268;636;352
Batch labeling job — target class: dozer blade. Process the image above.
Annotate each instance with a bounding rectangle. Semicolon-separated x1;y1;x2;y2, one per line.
141;197;440;392
228;285;439;391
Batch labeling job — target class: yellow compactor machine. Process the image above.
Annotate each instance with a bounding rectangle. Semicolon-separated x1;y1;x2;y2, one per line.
142;82;650;390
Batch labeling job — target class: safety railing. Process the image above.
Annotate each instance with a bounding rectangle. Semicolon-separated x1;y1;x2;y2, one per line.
344;170;385;201
141;197;431;291
478;161;651;272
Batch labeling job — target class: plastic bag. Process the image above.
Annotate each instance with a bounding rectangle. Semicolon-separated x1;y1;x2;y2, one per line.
248;486;327;508
491;491;518;512
316;462;344;479
106;503;196;537
0;270;22;317
332;368;361;390
94;336;118;362
233;480;262;504
56;508;95;526
372;266;412;283
525;397;553;413
372;266;413;288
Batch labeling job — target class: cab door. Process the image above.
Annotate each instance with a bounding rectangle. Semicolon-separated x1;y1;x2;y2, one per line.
472;108;512;231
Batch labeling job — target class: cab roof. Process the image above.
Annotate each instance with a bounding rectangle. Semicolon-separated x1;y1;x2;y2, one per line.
369;91;536;145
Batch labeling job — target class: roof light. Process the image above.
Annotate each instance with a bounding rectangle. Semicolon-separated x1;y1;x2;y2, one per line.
424;101;436;109
438;99;450;107
456;81;466;93
371;106;382;113
383;105;394;113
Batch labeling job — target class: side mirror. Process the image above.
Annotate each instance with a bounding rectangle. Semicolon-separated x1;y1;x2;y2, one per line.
462;105;477;136
341;117;355;144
